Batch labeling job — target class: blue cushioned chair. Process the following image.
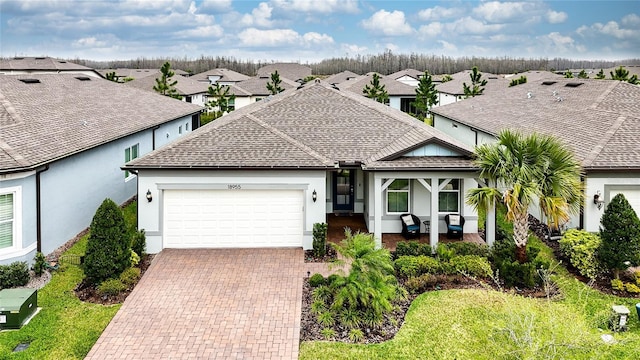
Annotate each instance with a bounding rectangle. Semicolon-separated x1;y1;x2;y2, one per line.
400;214;421;239
445;214;465;239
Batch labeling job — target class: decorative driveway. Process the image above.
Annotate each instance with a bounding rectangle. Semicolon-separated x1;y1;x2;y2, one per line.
86;248;316;360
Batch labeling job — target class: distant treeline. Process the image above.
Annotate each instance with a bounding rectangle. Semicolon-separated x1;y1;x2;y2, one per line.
74;51;640;76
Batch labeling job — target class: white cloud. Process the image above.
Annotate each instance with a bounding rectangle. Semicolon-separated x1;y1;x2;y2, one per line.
271;0;359;14
473;1;536;23
538;32;586;55
417;6;462;21
341;43;367;55
302;32;334;45
595;21;638;39
72;36;107;48
545;10;567;24
621;13;640;27
446;17;504;35
418;22;443;38
174;25;224;38
437;40;457;52
237;28;333;48
240;2;274;27
199;0;232;12
360;10;413;36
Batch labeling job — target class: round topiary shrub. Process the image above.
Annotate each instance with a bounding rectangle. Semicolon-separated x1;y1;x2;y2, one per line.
84;198;130;284
97;278;127;296
309;273;325;287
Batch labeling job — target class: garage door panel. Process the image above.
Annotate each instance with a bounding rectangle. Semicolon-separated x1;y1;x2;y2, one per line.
164;189;303;248
610;188;640;215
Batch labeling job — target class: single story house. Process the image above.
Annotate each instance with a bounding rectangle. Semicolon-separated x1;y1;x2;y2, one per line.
0;74;203;264
324;70;360;86
339;73;418;114
432;77;640;232
124;72;210;107
234;75;299;104
190;68;250;86
257;63;312;82
124;80;491;254
435;70;508;107
0;57;103;79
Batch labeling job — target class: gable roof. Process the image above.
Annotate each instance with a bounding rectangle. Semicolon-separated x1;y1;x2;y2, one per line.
0;57;102;78
435;70;509;95
190;68;250;83
234;76;298;96
257;63;312;81
126;81;474;171
97;68;158;80
388;69;423;81
324;70;360;85
339;73;417;96
124;72;209;96
431;77;640;171
0;74;203;173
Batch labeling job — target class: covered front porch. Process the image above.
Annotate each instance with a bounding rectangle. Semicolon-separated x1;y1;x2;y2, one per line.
326;213;485;252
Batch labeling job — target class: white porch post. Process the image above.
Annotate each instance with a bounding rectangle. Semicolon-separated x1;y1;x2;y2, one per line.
430;176;439;250
373;176;383;249
486;179;496;247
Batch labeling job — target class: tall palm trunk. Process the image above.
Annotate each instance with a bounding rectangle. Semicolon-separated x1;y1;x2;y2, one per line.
513;212;529;263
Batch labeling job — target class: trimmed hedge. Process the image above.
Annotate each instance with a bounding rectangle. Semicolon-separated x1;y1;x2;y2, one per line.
0;261;30;289
559;229;601;280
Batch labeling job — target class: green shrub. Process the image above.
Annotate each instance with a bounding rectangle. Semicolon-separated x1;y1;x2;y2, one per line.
320;328;336;340
317;311;335;326
84;198;131;283
444;242;490;258
0;261;30;289
395;241;431;257
130;250;140;267
97;278;127;296
559;229;601;280
496;259;540;288
326;274;339;286
635;271;640;286
309;273;325;287
348;328;364;342
131;229;146;257
611;279;624;291
395;255;441;278
598;193;640;279
312;222;328;257
33;251;47;276
119;267;141;286
624;282;640;293
448;255;493;278
435;244;456;262
404;274;436;294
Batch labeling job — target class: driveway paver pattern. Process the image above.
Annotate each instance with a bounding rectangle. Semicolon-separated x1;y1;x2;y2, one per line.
86;248;309;360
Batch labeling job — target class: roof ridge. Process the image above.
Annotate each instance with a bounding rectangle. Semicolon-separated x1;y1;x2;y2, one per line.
589;79;619;111
245;113;334;166
0;138;29;168
0;92;30;167
582;115;627;168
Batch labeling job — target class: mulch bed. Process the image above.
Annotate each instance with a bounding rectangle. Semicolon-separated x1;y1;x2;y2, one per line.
75;254;154;305
304;247;337;263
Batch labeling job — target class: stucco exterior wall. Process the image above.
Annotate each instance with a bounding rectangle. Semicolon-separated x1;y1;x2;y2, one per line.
0;173;37;265
583;173;640;232
137;169;327;253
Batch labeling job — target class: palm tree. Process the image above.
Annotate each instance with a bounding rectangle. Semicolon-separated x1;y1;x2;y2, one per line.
466;130;583;263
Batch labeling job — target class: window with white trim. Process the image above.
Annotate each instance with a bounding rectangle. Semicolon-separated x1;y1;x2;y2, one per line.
387;179;410;213
439;179;460;213
124;143;139;179
179;125;183;135
0;187;20;252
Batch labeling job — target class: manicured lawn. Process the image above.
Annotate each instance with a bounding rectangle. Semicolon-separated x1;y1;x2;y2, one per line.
0;201;137;360
300;238;640;360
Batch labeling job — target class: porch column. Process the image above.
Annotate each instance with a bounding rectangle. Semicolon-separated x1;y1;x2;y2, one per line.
486;179;496;247
430;176;439;251
373;176;383;249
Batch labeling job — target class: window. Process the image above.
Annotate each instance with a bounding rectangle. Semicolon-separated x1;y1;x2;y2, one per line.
439;179;460;213
0;192;14;249
179;125;183;135
185;122;190;131
387;179;409;213
124;143;139;179
228;98;236;111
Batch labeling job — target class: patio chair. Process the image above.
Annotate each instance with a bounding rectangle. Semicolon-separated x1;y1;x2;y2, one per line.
445;214;465;239
400;214;421;239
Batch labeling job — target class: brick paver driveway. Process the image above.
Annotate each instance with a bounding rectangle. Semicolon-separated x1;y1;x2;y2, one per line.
86;248;306;359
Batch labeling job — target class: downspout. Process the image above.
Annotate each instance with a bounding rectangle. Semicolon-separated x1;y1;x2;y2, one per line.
579;175;585;230
151;125;160;150
36;165;50;253
128;168;140;229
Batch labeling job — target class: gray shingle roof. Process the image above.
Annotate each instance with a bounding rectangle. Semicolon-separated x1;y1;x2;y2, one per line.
431;78;640;170
340;73;417;96
190;68;250;83
127;81;474;170
124;72;209;96
98;69;158;79
435;70;509;95
0;74;203;172
324;71;360;85
388;69;423;81
234;76;298;96
0;57;94;71
257;63;312;81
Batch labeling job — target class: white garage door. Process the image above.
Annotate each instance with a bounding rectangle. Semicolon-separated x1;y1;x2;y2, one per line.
611;188;640;215
164;189;303;248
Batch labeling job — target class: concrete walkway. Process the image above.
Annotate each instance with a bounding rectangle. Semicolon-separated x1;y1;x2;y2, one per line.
86;248;316;360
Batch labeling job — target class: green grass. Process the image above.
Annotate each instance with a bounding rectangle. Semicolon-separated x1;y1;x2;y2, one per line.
300;236;640;360
0;201;137;359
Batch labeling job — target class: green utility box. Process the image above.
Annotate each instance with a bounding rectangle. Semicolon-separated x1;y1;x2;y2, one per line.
0;288;38;330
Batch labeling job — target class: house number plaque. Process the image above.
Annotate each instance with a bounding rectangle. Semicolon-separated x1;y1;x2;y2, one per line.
228;184;242;190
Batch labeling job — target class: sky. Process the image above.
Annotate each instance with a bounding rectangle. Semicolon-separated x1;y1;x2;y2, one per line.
0;0;639;62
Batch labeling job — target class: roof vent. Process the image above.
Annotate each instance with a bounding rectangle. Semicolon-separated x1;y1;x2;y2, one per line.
565;82;584;87
75;76;91;81
35;57;46;60
14;57;24;60
527;92;533;99
488;76;498;79
542;81;557;85
19;78;41;84
58;61;67;63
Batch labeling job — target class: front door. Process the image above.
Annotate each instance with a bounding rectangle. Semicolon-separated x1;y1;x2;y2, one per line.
333;169;354;212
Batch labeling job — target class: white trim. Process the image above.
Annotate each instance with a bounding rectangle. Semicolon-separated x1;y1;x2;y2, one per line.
124;143;139;180
0;171;35;181
385;179;410;215
0;186;22;257
438;178;460;214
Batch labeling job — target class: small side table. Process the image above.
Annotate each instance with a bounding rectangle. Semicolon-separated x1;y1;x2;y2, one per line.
422;220;430;234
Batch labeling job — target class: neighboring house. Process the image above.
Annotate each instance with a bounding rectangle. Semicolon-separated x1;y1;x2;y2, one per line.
431;77;640;232
0;74;203;265
388;69;445;87
340;73;418;113
503;70;562;84
435;70;509;107
257;63;312;82
98;68;159;82
190;68;250;86
234;75;298;104
324;70;360;86
0;57;103;78
124;80;485;255
124;72;210;107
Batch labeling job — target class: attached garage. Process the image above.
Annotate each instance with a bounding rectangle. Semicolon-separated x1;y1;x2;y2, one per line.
610;187;640;216
163;189;304;248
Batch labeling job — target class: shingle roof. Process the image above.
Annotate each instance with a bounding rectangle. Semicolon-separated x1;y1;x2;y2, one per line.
127;81;474;170
0;74;203;173
0;57;94;71
257;63;312;81
234;76;298;96
324;71;360;85
190;68;250;83
431;78;640;170
388;69;423;81
340;73;417;96
124;72;209;96
97;68;158;80
435;70;509;95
